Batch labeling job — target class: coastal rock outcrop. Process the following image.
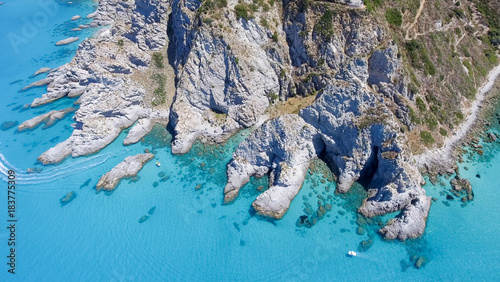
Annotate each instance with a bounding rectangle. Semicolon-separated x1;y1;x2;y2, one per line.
32;0;171;164
224;114;324;218
18;108;76;131
24;0;496;243
33;67;51;77
378;195;431;240
169;0;288;154
226;82;430;239
56;37;79;46
96;153;154;192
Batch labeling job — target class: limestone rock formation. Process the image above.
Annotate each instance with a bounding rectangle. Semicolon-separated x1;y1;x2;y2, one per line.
56;37;79;46
96;153;154;192
33;0;171;164
18;108;76;131
224;114;323;218
226;82;430;239
25;0;500;242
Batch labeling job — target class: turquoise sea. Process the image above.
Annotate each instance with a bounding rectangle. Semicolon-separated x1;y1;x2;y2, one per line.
0;0;499;280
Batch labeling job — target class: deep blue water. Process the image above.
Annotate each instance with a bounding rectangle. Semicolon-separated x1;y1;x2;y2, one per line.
0;0;499;281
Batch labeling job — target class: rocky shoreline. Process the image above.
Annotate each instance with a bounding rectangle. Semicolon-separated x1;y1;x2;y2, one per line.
21;0;500;242
415;64;500;176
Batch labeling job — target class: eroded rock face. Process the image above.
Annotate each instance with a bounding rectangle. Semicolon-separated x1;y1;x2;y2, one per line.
224;114;324;218
379;195;431;240
33;0;171;164
30;0;432;240
225;83;430;240
169;1;288;154
96;153;155;192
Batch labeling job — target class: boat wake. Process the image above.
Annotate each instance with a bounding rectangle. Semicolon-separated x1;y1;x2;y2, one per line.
0;152;114;186
348;252;384;264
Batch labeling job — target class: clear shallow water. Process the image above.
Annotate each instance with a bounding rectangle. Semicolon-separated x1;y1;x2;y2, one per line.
0;0;499;281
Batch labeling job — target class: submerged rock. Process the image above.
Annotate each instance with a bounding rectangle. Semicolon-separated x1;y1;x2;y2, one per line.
96;153;154;192
79;178;92;189
358;239;374;252
414;256;428;269
27;167;43;173
60;191;76;206
139;215;149;223
1;121;18;131
148;206;156;215
356;226;365;235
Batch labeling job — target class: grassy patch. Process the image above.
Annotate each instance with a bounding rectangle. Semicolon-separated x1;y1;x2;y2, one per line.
439;128;448;136
385;8;402;27
363;0;382;13
152;52;164;69
235;4;252;20
151;73;166;106
420;131;435;145
404;40;436;75
314;9;335;41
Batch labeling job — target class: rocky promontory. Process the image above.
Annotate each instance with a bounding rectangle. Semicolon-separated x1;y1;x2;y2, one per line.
96;153;154;192
18;108;76;131
226;81;430;239
24;0;500;242
224;114;324;218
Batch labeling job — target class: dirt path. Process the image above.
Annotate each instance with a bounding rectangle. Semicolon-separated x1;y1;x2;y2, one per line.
405;0;426;40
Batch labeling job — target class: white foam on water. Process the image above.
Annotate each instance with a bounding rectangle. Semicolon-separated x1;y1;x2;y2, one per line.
0;151;114;186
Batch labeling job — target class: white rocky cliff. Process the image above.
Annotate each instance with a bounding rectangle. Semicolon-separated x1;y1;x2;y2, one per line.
26;0;493;241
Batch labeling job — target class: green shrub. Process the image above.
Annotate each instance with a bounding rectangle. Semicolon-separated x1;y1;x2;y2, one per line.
260;18;269;28
117;39;124;47
484;49;499;65
198;0;228;15
314;9;335;41
452;8;465;19
269;91;279;102
272;31;279;42
203;18;214;24
416;97;426;112
439;128;448;136
235;4;251;20
426;116;438;130
151;73;166;106
404;40;436;75
152;52;164;69
364;0;382;13
420;131;435;145
385;8;402;27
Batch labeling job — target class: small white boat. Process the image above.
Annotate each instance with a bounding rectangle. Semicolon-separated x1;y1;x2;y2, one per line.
347;251;357;257
156;162;161;167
